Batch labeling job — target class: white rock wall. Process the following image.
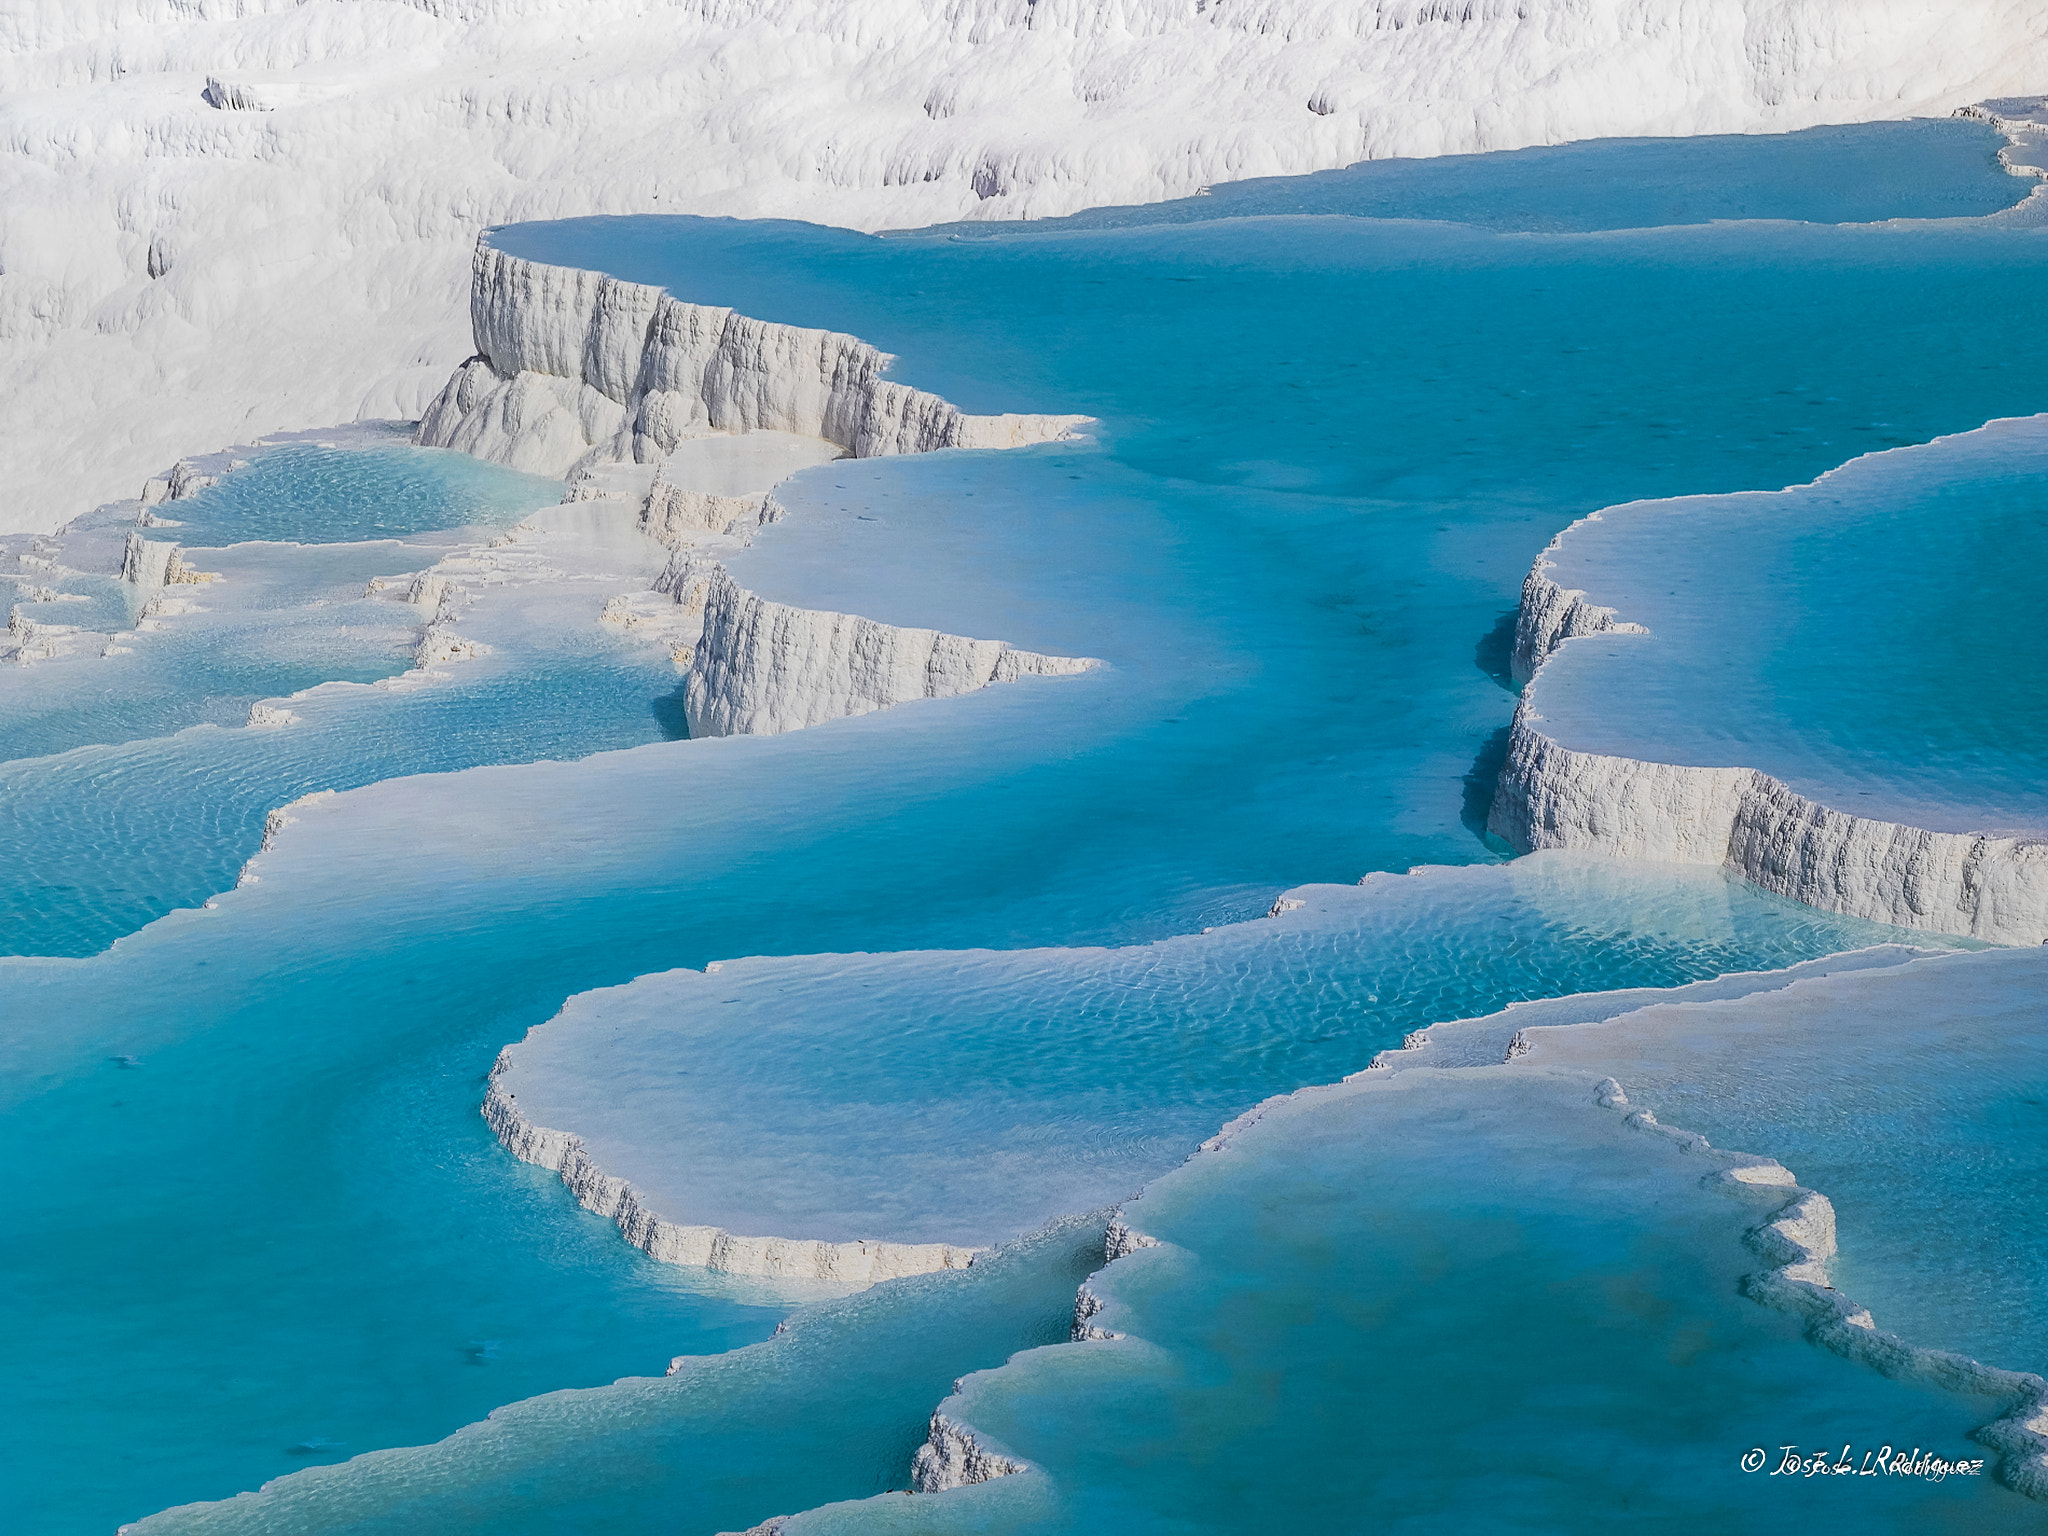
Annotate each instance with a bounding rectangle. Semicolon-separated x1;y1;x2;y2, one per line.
1492;699;2048;945
1508;555;1649;686
416;246;1088;477
1494;502;2048;943
10;0;2048;533
682;562;1095;739
482;1062;979;1284
910;1413;1031;1492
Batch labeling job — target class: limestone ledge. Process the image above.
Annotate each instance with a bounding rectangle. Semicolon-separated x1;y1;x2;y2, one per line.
910;1412;1031;1494
678;562;1096;739
417;245;1088;479
482;1057;980;1285
1489;562;2048;945
1595;1078;2048;1500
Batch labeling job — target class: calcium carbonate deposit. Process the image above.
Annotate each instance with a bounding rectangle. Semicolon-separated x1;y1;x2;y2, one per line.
9;1;2048;534
5;43;2048;1536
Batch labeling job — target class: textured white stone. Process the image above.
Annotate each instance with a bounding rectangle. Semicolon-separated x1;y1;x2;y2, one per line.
10;1;2048;533
1508;554;1649;686
483;1063;979;1284
417;247;1089;477
1493;707;2048;944
683;562;1095;739
1493;495;2048;950
910;1412;1030;1492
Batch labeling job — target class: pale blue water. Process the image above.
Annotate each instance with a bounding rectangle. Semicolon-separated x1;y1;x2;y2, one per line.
507;857;1939;1251
1529;945;2048;1384
0;441;560;771
4;122;2045;1533
1525;417;2048;834
918;116;2031;234
163;435;561;547
785;1070;2040;1535
0;613;694;957
116;1217;1107;1536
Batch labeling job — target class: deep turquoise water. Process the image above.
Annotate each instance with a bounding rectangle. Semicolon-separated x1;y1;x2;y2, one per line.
2;120;2044;1533
123;1217;1111;1536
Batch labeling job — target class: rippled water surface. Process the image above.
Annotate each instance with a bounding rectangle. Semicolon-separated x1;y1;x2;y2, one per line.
783;1070;2041;1535
1526;418;2048;833
6;120;2045;1532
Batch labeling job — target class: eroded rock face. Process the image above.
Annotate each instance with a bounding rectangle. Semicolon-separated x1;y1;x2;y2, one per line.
417;247;1087;477
910;1412;1030;1492
1492;554;2048;945
483;1061;981;1284
682;563;1094;739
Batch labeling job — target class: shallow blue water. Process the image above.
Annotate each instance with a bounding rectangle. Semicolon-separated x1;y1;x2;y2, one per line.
4;123;2045;1533
0;615;692;957
1530;945;2048;1384
164;437;560;547
916;116;2032;235
508;858;1936;1251
0;442;560;771
1526;417;2048;834
788;1070;2040;1535
120;1218;1109;1536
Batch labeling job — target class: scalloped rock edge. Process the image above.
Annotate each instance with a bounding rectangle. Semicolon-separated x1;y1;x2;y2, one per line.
483;1057;980;1284
1489;563;2048;945
418;244;1089;478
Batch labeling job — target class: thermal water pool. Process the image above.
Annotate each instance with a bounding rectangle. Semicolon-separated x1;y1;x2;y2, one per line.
6;119;2045;1530
0;433;563;769
779;1067;2041;1535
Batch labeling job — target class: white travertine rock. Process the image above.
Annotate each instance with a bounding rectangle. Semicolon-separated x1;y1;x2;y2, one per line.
910;1413;1030;1492
10;4;2048;534
641;475;771;549
683;563;1096;739
482;1063;978;1284
119;532;180;590
1492;509;2048;944
1730;1158;2048;1499
1492;707;2048;944
1508;556;1649;686
418;247;1090;478
120;531;218;591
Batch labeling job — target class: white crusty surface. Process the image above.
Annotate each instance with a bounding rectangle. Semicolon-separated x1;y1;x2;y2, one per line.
9;0;2048;531
1494;705;2048;945
684;563;1094;739
411;244;1097;733
484;1061;980;1284
1491;500;2048;945
910;1412;1031;1492
415;247;1089;477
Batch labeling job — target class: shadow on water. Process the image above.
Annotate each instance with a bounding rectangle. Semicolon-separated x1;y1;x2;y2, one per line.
1474;608;1519;693
650;686;692;742
1460;725;1514;853
1464;609;1520;853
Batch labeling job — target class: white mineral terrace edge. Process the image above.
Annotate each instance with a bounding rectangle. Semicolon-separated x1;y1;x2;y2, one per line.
1489;503;2048;946
13;3;2048;536
482;1069;979;1286
402;240;1100;1279
417;243;1096;741
898;1049;2048;1503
